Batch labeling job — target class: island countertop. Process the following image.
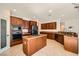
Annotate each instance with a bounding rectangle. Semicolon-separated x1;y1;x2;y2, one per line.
23;34;47;40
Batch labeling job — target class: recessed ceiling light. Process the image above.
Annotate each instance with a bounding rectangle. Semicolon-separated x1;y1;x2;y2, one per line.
13;9;16;12
48;9;52;13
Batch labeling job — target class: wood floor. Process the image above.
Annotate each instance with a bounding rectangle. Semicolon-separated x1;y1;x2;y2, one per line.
0;39;77;56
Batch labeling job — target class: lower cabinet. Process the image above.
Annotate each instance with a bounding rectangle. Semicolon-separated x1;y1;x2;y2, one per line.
55;34;64;45
10;39;22;47
64;36;78;54
28;39;37;55
36;36;47;50
40;32;55;39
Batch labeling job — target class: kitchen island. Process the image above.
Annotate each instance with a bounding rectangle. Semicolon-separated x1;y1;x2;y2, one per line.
64;35;78;54
22;34;47;56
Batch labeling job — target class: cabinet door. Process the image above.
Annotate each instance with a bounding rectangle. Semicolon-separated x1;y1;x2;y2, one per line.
23;39;28;55
41;24;44;29
52;22;56;29
49;23;53;29
19;19;23;26
41;22;56;29
23;20;29;28
10;16;17;25
64;36;78;53
44;23;47;29
42;36;47;47
16;18;23;26
28;21;37;33
36;37;42;50
47;33;53;39
25;21;29;28
55;34;64;44
41;24;47;29
16;19;19;25
28;39;37;55
30;21;37;25
10;16;23;26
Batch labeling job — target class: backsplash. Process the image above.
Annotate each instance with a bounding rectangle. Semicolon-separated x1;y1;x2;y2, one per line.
22;29;28;33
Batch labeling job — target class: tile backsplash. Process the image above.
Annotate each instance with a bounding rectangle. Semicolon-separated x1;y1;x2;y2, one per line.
22;29;28;33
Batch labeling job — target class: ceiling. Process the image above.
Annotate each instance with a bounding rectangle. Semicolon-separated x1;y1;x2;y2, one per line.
0;3;79;22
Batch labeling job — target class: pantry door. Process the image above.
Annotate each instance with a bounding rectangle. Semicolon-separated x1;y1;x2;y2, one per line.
1;19;7;49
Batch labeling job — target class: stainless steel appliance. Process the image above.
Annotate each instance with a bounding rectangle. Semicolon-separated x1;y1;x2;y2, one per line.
11;25;22;40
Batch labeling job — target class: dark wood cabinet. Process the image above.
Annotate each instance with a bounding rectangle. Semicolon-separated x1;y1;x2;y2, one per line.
23;20;29;29
10;16;29;28
40;32;56;39
41;23;47;29
64;36;78;54
55;34;64;45
17;18;23;26
28;21;37;33
41;22;56;29
10;39;22;47
10;16;17;25
47;33;55;39
48;22;56;29
10;16;30;46
10;16;37;29
10;16;23;26
29;21;37;26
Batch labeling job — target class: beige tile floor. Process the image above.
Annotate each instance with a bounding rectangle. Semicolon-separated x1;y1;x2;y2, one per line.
0;39;78;56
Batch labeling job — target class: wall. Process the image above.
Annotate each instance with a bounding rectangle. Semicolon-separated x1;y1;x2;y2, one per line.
64;19;79;38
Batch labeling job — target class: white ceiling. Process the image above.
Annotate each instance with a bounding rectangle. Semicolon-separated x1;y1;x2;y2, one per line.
0;3;79;22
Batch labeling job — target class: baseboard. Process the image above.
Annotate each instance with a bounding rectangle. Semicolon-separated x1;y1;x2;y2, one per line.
0;46;10;54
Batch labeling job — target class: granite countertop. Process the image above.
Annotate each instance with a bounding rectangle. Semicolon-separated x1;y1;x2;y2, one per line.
56;31;78;37
22;32;31;36
23;34;47;40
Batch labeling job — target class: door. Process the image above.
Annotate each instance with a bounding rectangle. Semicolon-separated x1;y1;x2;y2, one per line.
1;19;7;49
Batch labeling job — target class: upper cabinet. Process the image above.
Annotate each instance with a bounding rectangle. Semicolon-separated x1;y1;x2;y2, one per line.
10;16;17;25
10;16;29;29
10;16;23;26
29;21;37;28
41;22;56;29
41;23;47;29
23;20;29;29
17;18;23;26
28;21;37;33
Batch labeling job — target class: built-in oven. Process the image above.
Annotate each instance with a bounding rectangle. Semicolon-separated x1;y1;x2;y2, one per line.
11;25;22;40
12;33;22;39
